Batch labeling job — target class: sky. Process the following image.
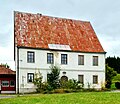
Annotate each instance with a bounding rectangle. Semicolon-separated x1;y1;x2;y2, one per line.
0;0;120;70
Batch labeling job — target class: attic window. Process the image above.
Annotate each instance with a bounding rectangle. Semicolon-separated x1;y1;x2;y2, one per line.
33;20;34;23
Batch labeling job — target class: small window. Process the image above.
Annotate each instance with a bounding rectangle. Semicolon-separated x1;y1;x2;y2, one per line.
10;80;15;87
27;51;35;63
93;75;98;84
47;53;54;64
78;55;84;65
78;75;84;84
93;56;98;66
28;73;34;83
61;54;67;64
2;81;9;87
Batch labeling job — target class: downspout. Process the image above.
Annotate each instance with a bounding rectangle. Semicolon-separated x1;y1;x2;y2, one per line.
17;47;19;94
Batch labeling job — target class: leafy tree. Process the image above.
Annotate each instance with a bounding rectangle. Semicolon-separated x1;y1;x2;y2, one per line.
106;56;120;73
47;65;60;89
105;64;117;88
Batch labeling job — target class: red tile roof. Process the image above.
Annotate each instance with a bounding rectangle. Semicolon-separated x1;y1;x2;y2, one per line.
0;65;15;74
14;11;105;53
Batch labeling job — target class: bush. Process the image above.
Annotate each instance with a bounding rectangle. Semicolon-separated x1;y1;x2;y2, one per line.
47;65;60;89
115;82;120;89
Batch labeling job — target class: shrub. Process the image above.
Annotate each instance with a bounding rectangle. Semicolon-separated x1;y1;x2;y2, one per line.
115;82;120;89
34;71;44;93
47;65;60;89
105;64;117;88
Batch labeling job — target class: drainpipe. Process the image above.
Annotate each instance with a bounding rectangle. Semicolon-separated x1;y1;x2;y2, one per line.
17;47;19;94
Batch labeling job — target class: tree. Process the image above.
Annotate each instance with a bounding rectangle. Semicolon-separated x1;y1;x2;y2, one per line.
47;65;60;89
105;64;117;88
106;56;120;73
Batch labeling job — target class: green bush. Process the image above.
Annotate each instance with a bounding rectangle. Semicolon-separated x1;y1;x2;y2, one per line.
47;65;60;89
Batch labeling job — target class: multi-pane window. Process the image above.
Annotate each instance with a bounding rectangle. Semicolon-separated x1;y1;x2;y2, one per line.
2;81;9;87
61;54;67;64
10;80;15;87
78;55;84;65
27;51;35;63
93;56;98;66
27;73;34;83
78;75;84;84
47;53;54;64
93;75;98;84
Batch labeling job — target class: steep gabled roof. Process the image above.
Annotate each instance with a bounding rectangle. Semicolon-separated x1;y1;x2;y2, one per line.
0;65;15;74
14;11;105;53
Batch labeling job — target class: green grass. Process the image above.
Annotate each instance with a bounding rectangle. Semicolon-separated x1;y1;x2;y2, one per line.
0;92;120;104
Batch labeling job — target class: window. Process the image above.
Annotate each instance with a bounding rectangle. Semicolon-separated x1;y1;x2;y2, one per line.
93;75;98;84
78;55;84;65
78;75;84;84
27;51;35;63
10;80;15;87
28;73;34;83
61;54;67;64
2;81;9;87
93;56;98;66
47;53;54;64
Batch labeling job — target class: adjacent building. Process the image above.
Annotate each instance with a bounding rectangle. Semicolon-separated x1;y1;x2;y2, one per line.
0;65;16;93
14;11;106;93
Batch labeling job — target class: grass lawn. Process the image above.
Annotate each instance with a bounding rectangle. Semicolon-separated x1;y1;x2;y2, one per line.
0;92;120;104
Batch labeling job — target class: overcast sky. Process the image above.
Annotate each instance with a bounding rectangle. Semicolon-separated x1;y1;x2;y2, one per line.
0;0;120;70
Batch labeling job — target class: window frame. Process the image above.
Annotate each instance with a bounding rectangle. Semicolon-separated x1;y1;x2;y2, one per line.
10;80;15;87
27;73;34;83
93;56;98;66
27;51;35;63
78;55;84;65
47;53;54;64
61;54;67;65
93;75;98;84
2;81;9;87
78;75;84;84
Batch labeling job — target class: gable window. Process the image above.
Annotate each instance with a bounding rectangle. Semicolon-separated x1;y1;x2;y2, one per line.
93;75;98;84
47;53;54;64
27;73;34;83
78;55;84;65
78;75;84;84
27;51;35;63
93;56;98;66
61;54;67;64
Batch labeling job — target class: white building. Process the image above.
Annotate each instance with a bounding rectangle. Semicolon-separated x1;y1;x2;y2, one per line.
14;11;106;93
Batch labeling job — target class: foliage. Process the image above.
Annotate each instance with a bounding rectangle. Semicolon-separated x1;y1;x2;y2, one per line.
33;71;44;93
112;74;120;82
0;63;10;68
47;65;60;89
106;56;120;73
105;64;117;88
115;82;120;89
60;79;83;90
